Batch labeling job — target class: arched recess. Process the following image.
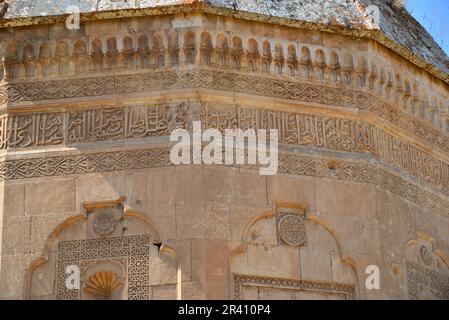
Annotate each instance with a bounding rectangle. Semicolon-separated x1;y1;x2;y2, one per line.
24;196;180;300
231;202;358;300
403;232;449;300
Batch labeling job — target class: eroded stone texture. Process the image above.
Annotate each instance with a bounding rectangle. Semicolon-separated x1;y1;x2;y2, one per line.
0;2;449;301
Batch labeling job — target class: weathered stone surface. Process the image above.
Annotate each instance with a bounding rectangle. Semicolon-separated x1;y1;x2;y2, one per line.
75;175;121;211
2;182;24;218
376;189;416;260
204;203;231;241
229;204;271;243
30;213;72;255
0;255;34;299
152;284;177;300
143;204;176;241
149;252;177;286
2;216;31;256
25;178;75;215
300;222;337;282
3;0;448;82
316;179;376;218
205;240;230;299
176;203;206;240
1;0;449;301
268;175;316;211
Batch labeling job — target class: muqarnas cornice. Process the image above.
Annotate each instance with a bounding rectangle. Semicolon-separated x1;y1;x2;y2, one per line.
0;101;449;200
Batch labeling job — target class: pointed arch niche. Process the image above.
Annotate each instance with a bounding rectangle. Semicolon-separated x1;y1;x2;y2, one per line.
231;202;358;300
24;196;179;300
404;232;449;300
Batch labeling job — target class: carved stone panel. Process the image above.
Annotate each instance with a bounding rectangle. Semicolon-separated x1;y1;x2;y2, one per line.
93;212;117;236
406;261;449;300
56;235;152;300
84;197;125;239
1;99;449;201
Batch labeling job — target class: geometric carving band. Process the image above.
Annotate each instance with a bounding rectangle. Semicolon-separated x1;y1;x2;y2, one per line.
2;146;449;219
1;100;449;198
56;235;152;300
406;261;449;300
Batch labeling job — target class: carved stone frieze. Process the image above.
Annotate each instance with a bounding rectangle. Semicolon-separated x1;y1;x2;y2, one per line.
233;274;356;300
1;101;449;198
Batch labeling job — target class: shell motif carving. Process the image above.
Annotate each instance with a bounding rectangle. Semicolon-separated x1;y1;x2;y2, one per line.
419;245;433;266
83;270;123;298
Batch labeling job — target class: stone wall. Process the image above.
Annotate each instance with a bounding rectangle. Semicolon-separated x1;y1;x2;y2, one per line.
1;163;449;299
0;13;449;300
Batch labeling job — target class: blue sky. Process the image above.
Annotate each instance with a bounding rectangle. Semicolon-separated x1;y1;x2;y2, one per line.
406;0;449;55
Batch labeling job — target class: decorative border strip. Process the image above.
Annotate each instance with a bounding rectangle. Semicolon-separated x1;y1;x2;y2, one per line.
277;153;449;218
1;101;448;197
2;146;449;218
233;274;356;300
2;69;448;155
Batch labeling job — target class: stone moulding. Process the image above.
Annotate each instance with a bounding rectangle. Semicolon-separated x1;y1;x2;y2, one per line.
0;3;447;85
83;196;127;212
233;274;356;300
